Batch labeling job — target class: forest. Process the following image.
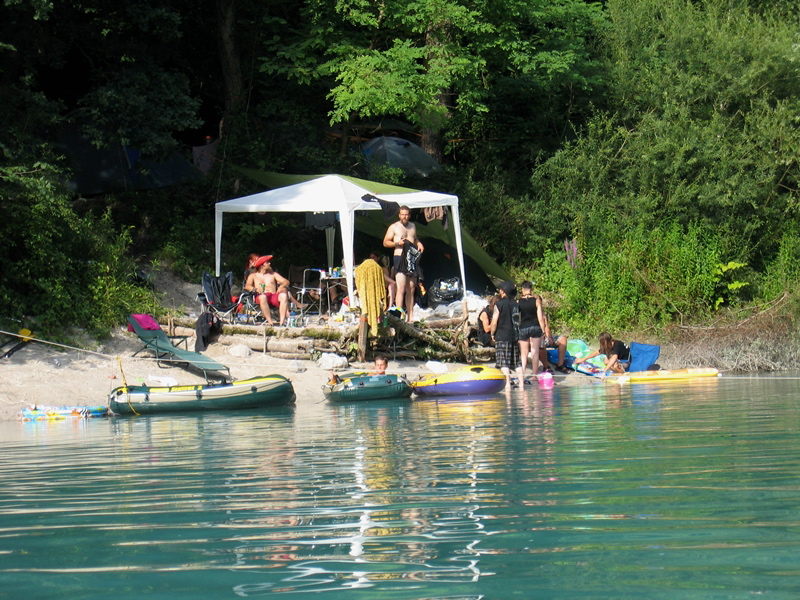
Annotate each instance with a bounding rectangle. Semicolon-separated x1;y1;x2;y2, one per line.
1;0;799;339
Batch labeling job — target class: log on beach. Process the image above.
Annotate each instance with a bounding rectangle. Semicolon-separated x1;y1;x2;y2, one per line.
387;316;458;354
166;314;493;362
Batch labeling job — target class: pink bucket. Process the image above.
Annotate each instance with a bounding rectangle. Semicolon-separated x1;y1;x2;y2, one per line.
537;371;554;389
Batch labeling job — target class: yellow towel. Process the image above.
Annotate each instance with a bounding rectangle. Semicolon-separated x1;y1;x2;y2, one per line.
354;259;387;334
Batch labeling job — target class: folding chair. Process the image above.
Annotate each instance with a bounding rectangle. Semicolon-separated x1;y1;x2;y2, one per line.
295;268;323;319
238;290;262;323
127;314;230;382
197;272;240;324
628;342;661;372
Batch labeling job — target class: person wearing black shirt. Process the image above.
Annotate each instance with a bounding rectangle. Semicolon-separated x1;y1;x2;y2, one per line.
490;281;524;387
573;332;630;374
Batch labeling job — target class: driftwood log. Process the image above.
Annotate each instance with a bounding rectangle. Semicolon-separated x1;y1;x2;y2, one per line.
387;315;459;354
165;311;492;362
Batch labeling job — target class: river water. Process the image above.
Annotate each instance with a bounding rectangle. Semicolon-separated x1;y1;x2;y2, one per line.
2;373;800;599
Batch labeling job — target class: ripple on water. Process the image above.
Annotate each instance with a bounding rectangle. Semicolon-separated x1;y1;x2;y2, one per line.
2;376;800;598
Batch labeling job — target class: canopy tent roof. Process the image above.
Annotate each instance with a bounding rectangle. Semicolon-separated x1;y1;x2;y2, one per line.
217;173;472;307
228;167;509;282
217;173;452;214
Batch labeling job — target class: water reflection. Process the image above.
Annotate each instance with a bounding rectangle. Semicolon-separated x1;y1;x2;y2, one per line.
2;374;800;598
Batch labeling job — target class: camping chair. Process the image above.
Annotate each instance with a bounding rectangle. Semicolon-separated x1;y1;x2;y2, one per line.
127;314;230;382
238;290;262;323
197;271;240;324
628;342;661;372
292;268;323;319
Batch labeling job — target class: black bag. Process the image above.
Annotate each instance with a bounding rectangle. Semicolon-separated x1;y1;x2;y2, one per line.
428;277;463;306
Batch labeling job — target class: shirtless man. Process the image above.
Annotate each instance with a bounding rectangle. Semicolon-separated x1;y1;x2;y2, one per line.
382;206;424;322
244;255;290;326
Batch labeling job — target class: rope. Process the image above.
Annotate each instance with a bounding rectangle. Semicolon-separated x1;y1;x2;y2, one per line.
116;355;139;416
0;328;483;377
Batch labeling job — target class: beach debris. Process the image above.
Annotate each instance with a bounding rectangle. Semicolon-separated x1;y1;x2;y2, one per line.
289;359;307;373
228;343;252;358
317;353;348;370
425;360;449;374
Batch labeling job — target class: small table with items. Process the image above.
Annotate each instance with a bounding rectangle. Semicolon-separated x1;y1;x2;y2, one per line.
320;274;348;315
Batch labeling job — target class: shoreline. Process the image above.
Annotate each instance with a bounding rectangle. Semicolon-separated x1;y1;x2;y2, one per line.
0;327;599;422
5;314;793;422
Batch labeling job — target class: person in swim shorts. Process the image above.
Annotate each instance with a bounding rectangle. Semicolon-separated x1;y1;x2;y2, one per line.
244;255;290;326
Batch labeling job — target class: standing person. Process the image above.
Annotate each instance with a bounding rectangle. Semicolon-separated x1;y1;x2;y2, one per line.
517;281;545;381
382;205;424;322
244;256;290;326
573;332;630;375
490;281;524;388
477;294;499;346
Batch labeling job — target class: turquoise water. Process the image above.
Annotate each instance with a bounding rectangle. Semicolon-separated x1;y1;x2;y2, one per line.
2;374;800;599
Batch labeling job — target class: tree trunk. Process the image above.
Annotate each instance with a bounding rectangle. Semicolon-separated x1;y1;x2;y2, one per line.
420;25;449;163
217;0;243;112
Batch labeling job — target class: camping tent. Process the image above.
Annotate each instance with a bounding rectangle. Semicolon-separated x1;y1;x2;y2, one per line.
215;174;472;306
361;136;440;177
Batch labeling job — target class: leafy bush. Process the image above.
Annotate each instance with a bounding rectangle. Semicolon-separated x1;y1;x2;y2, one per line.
0;162;152;337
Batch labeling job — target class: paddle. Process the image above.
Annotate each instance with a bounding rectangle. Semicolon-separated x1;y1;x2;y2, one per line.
1;328;33;359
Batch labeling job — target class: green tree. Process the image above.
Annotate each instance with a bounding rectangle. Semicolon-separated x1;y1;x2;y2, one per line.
530;0;800;324
259;0;606;164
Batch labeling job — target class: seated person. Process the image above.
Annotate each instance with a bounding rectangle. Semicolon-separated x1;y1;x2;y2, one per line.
244;255;290;326
477;295;498;346
370;354;388;375
324;264;349;313
328;355;388;385
539;311;571;373
243;253;260;281
573;332;629;374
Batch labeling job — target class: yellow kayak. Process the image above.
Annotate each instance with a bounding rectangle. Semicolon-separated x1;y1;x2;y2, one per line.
616;368;720;384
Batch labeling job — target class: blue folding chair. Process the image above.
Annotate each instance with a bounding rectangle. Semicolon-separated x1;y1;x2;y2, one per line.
628;342;661;372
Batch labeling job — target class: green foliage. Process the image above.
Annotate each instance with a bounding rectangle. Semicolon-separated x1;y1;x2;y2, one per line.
5;0;800;341
259;0;607;161
81;68;202;157
760;228;800;300
0;161;152;336
528;222;728;334
713;261;749;310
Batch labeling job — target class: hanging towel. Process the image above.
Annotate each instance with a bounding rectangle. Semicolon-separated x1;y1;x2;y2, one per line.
423;206;448;229
354;259;387;334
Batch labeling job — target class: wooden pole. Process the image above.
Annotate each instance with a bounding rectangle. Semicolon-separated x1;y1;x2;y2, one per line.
357;315;368;362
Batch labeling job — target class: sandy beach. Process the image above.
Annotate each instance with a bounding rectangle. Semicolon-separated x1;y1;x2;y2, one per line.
0;323;598;421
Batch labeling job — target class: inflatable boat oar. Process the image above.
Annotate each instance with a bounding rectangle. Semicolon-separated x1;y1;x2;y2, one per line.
1;328;33;359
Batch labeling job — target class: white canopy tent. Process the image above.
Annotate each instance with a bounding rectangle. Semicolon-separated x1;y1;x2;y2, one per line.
214;175;466;306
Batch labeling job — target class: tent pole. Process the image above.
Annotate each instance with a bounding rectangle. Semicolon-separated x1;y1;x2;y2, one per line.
450;204;467;300
339;209;356;309
214;209;223;277
326;226;335;272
